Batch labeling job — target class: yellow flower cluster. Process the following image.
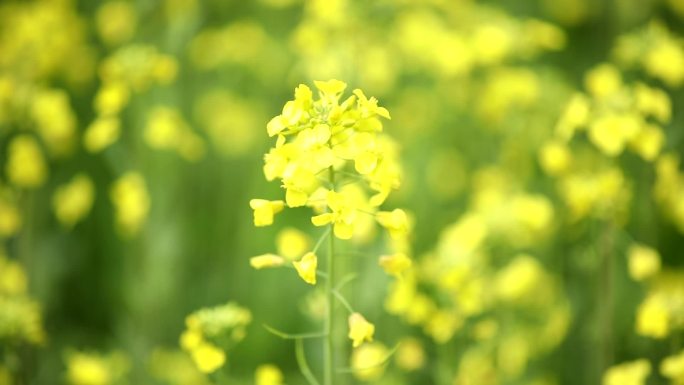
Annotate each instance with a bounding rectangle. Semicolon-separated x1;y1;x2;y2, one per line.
250;79;409;286
550;63;670;160
64;350;129;385
635;271;684;339
179;302;251;373
110;172;150;237
613;21;684;87
385;211;570;383
0;252;45;345
654;154;684;234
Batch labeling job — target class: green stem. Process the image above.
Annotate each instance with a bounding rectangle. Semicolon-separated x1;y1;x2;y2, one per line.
324;166;335;385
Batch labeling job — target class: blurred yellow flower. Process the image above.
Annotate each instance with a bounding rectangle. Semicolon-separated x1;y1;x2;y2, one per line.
376;209;409;239
110;172;150;236
84;117;120;153
255;364;284;385
190;342;225;374
661;349;684;384
395;337;425;371
6;135;47;188
351;342;388;381
95;1;137;46
627;244;661;281
585;63;622;98
275;228;311;260
52;174;95;228
249;254;286;270
378;253;412;277
602;359;651;385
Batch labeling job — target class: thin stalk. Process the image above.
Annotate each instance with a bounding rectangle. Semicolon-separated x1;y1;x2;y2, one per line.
599;222;615;377
324;166;335;385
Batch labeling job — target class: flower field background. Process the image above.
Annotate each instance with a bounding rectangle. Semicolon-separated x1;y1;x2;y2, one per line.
1;0;684;384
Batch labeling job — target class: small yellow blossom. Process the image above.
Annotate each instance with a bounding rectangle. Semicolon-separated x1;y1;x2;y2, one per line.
627;244;661;281
539;140;571;175
348;312;375;347
249;254;286;269
190;343;226;374
255;364;284;385
0;193;21;238
378;253;412;277
110;172;150;236
585;63;622;98
179;329;203;351
311;190;358;240
636;295;669;338
395;338;425;371
351;342;388;381
84;117;121;153
602;359;651;385
65;351;129;385
94;81;130;116
249;199;285;227
276;228;311;260
6;135;47;188
376;209;409;239
52;174;95;228
661;349;684;384
293;252;317;285
95;1;137;46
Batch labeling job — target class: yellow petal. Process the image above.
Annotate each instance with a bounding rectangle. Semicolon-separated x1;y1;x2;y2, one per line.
293;252;317;285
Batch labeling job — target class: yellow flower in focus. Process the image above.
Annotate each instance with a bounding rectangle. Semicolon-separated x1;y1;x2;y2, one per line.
627;244;661;281
602;359;651;385
395;337;425;372
348;312;375;347
378;253;412;277
95;1;137;46
314;79;347;97
311;190;358;240
276;228;311;260
6;135;47;188
249;199;285;227
376;209;409;239
293;252;317;285
660;349;684;384
351;342;388;381
190;343;226;374
110;172;150;236
255;364;284;385
52;174;95;228
584;63;622;98
249;254;286;269
84;117;121;153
